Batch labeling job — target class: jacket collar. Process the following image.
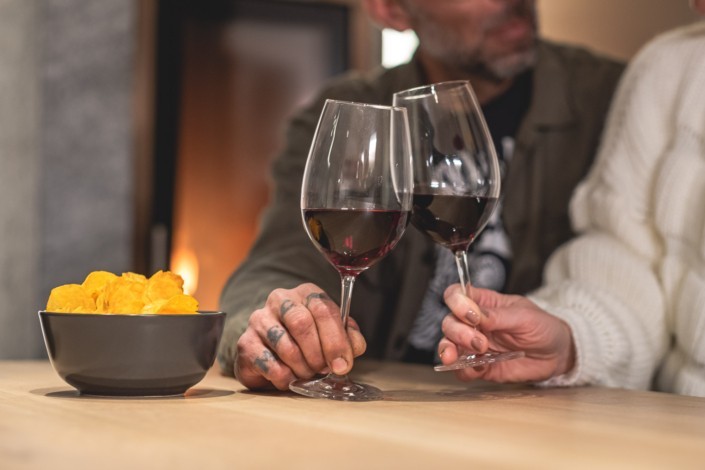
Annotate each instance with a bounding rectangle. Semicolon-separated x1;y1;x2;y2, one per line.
524;41;577;130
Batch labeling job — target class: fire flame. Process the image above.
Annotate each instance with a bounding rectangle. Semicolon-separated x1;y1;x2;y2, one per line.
171;247;199;296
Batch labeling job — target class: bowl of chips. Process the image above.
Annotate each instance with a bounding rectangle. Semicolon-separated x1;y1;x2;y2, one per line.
39;270;225;396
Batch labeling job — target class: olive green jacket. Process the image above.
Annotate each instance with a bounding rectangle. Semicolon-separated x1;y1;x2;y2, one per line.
218;41;624;373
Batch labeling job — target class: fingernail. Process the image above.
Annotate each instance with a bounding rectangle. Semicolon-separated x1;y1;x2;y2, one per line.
331;357;348;375
465;309;480;325
471;337;484;351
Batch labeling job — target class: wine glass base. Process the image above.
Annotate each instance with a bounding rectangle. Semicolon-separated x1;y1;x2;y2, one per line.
434;350;525;372
289;374;382;401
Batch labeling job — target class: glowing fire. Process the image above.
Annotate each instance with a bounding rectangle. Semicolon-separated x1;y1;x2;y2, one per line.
171;247;199;296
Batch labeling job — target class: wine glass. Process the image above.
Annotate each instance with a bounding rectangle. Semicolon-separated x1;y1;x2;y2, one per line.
393;81;525;371
290;99;413;400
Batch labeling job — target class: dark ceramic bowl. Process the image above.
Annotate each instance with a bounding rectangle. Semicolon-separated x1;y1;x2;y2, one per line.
38;311;225;396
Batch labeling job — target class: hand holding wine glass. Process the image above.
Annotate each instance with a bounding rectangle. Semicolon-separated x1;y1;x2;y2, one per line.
290;99;413;401
393;81;525;371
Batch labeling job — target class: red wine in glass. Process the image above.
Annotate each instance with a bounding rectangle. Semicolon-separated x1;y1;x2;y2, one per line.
411;194;499;252
303;208;410;277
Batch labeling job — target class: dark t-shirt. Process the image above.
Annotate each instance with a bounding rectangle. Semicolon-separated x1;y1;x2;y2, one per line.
483;70;533;163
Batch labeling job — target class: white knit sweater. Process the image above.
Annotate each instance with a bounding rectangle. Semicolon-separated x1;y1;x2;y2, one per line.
529;21;705;397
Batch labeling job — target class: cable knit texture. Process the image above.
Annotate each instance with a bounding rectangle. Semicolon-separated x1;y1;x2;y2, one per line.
529;22;705;397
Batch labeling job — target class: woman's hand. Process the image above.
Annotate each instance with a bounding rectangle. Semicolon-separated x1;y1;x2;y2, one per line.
438;284;576;383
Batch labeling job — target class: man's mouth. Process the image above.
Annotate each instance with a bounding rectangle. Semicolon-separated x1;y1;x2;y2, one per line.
487;17;534;42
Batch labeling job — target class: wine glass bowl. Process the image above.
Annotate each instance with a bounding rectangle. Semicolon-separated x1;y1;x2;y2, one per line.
292;99;413;400
393;81;525;371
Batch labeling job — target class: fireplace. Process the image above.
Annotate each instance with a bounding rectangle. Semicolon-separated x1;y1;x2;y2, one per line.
134;0;380;309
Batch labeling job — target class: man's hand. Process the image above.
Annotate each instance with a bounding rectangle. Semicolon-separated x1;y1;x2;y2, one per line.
438;284;575;383
234;283;366;390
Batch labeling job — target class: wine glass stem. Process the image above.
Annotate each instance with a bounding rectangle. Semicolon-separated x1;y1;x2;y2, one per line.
454;249;471;290
340;274;356;326
331;274;357;381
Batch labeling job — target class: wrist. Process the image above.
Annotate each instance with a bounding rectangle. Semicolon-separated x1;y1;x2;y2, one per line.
555;320;577;376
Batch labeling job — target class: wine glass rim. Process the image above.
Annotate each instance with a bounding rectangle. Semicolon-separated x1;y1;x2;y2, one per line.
324;98;407;113
393;80;475;100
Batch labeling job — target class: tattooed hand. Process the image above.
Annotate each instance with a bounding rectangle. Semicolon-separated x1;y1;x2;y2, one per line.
234;283;367;390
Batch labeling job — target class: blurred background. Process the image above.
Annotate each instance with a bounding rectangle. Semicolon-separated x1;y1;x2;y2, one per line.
1;0;699;359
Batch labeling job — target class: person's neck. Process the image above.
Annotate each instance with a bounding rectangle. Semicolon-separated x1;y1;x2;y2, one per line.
418;53;514;105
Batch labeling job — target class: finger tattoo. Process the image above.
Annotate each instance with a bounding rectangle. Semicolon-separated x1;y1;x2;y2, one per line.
266;326;285;347
280;299;295;318
253;349;275;373
304;292;330;308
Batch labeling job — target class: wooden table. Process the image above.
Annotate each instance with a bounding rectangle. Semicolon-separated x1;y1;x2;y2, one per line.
1;360;704;469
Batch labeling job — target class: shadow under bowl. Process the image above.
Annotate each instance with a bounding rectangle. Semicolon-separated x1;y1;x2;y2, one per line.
38;310;225;396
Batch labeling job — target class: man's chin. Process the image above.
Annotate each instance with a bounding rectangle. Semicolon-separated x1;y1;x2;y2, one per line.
485;48;537;81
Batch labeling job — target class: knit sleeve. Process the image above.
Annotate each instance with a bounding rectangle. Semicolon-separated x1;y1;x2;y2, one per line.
529;235;667;389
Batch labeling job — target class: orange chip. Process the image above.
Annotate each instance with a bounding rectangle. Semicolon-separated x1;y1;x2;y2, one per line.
82;271;118;302
98;275;147;314
46;284;96;313
141;299;167;314
145;270;185;304
144;293;199;314
122;272;148;283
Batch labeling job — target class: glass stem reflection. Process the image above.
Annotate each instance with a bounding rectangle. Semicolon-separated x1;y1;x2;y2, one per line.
340;274;356;327
454;249;471;290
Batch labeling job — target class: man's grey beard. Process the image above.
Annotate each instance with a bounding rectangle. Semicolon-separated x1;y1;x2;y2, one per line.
423;39;537;83
467;47;537;82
